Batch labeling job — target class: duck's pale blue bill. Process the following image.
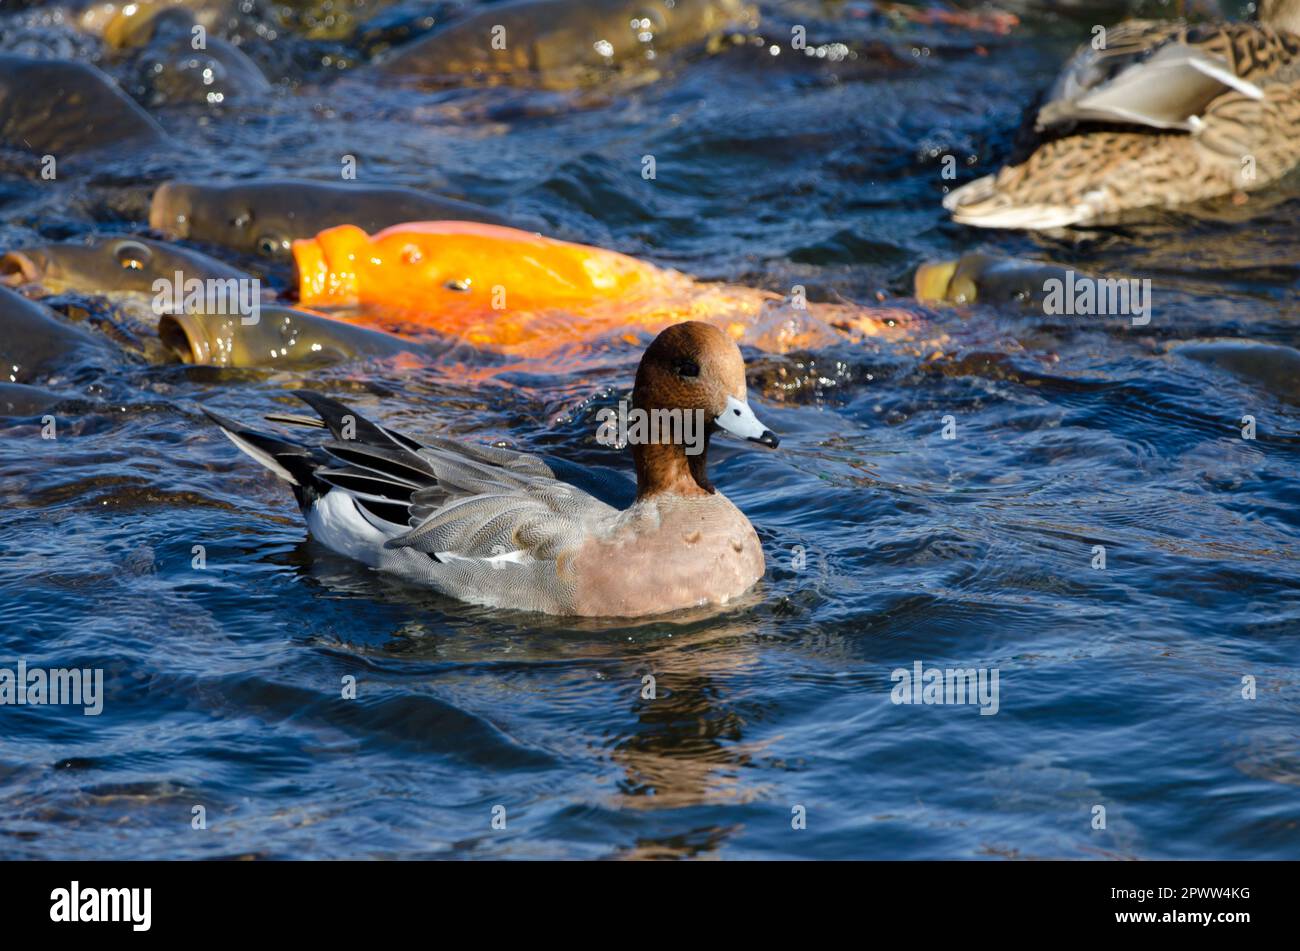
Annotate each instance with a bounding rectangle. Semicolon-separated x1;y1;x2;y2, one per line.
716;395;780;448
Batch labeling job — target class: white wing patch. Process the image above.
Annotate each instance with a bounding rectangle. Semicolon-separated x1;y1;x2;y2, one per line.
434;549;536;567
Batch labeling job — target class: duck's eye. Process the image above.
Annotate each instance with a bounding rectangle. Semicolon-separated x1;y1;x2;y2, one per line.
256;234;287;257
444;278;472;292
114;241;151;270
675;359;699;378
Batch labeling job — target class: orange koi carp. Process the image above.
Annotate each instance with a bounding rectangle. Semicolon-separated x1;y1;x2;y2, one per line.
291;222;920;355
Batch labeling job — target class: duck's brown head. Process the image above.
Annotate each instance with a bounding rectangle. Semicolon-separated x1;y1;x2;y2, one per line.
1259;0;1300;33
630;321;778;499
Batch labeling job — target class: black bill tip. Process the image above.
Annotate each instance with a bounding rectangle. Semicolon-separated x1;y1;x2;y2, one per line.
750;429;780;449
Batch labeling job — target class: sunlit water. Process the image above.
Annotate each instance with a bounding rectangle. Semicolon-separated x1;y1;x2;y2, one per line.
0;0;1297;859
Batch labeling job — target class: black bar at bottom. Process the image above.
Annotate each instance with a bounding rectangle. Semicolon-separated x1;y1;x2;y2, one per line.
1;859;1287;938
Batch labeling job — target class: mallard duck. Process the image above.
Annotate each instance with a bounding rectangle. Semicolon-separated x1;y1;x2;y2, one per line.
944;0;1300;229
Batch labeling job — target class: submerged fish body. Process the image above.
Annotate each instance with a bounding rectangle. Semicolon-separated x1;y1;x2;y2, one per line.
376;0;752;87
1172;338;1300;404
83;0;237;46
118;8;272;108
159;303;425;368
149;179;515;261
0;54;168;159
915;252;1075;308
0;382;69;417
0;235;261;300
291;221;916;354
0;285;113;383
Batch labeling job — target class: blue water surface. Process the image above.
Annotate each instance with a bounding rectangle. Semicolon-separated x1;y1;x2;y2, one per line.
0;0;1297;859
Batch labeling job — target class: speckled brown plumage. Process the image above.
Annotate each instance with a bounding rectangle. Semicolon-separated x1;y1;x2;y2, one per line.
945;2;1300;229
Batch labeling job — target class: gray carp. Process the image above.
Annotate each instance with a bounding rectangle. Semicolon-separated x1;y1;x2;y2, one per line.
149;179;517;260
0;55;167;158
0;285;113;382
915;253;1076;308
159;304;427;367
1;236;263;299
377;0;751;87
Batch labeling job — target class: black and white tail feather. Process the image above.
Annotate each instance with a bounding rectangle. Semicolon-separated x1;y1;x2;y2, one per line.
204;390;428;531
202;391;612;612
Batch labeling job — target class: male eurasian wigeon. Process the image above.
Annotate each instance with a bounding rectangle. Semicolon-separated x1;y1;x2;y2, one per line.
203;321;780;617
